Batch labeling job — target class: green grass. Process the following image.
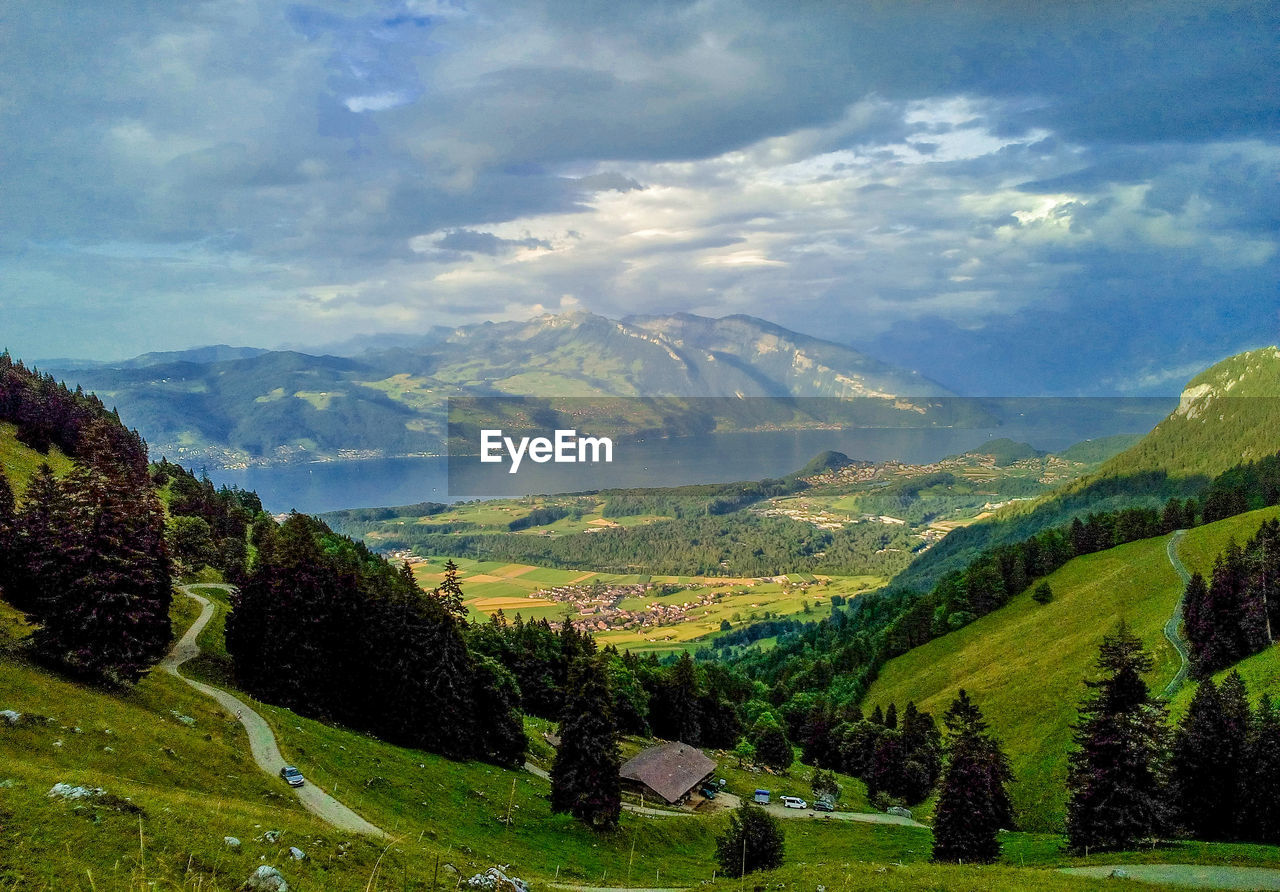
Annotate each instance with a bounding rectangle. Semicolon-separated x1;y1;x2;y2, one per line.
865;507;1280;833
0;421;74;495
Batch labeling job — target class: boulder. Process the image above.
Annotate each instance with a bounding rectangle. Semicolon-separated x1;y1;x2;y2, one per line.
467;867;529;892
241;865;288;891
263;829;282;843
288;846;305;861
224;837;242;850
1;710;21;725
887;806;912;819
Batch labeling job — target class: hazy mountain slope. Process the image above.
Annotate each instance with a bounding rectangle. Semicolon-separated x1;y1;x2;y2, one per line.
1099;347;1280;479
48;311;948;467
892;348;1280;591
865;506;1280;832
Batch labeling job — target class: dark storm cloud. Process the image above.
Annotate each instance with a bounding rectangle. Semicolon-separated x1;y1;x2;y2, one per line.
0;0;1276;393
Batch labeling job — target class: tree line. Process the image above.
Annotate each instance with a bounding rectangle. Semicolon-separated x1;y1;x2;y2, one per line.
1185;518;1280;676
1066;623;1280;850
226;520;526;767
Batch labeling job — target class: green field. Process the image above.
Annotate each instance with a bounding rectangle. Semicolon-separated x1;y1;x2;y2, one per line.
0;421;74;495
413;557;882;654
865;506;1280;832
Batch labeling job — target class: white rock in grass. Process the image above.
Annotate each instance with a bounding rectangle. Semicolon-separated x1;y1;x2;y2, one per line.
242;865;288;891
225;836;242;850
0;710;20;725
288;846;305;860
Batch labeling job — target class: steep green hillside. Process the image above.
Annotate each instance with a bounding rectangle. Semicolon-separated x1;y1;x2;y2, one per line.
1102;347;1280;479
0;421;73;494
894;348;1280;591
865;506;1280;832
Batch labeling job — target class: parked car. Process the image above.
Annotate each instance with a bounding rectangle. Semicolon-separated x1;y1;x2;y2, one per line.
814;796;836;812
700;785;717;800
279;765;305;787
780;796;808;809
753;789;771;804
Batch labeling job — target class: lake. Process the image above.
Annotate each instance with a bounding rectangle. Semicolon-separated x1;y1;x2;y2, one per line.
207;398;1175;513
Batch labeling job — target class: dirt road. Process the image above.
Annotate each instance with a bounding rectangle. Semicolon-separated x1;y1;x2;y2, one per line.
165;585;387;838
1163;530;1193;698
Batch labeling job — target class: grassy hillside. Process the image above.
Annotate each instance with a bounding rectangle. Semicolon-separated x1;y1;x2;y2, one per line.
892;347;1280;591
1102;346;1280;479
0;420;73;494
865;506;1280;832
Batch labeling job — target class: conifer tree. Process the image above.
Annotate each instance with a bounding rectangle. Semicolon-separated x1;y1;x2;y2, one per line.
1171;678;1238;839
715;804;785;877
551;654;622;828
1065;622;1170;851
0;468;16;596
432;558;468;620
1244;695;1280;843
931;690;1013;863
471;655;528;767
30;425;173;684
11;463;71;616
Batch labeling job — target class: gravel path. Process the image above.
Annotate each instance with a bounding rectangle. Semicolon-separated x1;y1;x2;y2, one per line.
1062;863;1280;889
1163;530;1193;699
165;585;387;838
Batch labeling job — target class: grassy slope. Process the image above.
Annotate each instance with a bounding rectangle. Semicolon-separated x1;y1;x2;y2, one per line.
865;506;1280;832
0;421;74;495
4;575;1278;887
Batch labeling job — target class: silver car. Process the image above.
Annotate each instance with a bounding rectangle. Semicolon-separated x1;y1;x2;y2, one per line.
279;765;305;787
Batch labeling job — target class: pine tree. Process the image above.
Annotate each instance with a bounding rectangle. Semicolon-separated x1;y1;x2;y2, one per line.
1171;678;1237;839
471;655;528;767
0;468;16;597
1065;622;1170;852
1243;695;1280;843
716;804;785;877
30;424;173;684
432;559;468;620
551;654;621;828
11;463;71;616
1183;572;1213;674
900;701;943;803
931;690;1012;863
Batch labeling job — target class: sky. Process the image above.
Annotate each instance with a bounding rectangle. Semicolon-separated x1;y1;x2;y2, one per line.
1;0;1277;394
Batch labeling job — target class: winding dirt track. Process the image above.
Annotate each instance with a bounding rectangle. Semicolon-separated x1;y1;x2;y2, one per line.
1163;530;1193;699
163;584;387;838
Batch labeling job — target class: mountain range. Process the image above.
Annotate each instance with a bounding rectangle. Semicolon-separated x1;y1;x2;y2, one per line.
43;311;954;468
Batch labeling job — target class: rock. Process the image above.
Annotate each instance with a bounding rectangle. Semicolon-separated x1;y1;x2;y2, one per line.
443;863;460;876
170;711;197;727
263;829;282;843
48;783;104;801
288;847;305;861
1109;869;1129;879
103;746;114;754
466;867;529;892
887;806;912;819
241;865;288;891
0;710;20;726
225;836;242;850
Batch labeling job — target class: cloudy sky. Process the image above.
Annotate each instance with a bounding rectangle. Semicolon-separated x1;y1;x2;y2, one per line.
2;0;1277;393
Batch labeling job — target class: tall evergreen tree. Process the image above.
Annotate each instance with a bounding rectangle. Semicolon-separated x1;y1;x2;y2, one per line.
10;463;71;616
931;690;1013;863
31;426;173;684
432;558;468;620
1244;695;1280;844
1171;678;1240;839
0;468;16;596
1065;622;1170;852
471;655;528;767
551;654;622;828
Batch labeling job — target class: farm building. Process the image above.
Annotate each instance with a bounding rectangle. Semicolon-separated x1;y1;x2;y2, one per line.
619;741;716;804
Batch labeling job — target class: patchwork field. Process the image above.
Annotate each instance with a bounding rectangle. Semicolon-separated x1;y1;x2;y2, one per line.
412;556;883;654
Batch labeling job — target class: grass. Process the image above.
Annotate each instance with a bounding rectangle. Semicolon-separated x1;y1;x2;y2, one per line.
864;507;1280;832
0;421;74;496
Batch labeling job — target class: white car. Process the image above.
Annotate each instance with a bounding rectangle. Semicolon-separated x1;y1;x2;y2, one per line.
780;796;808;809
